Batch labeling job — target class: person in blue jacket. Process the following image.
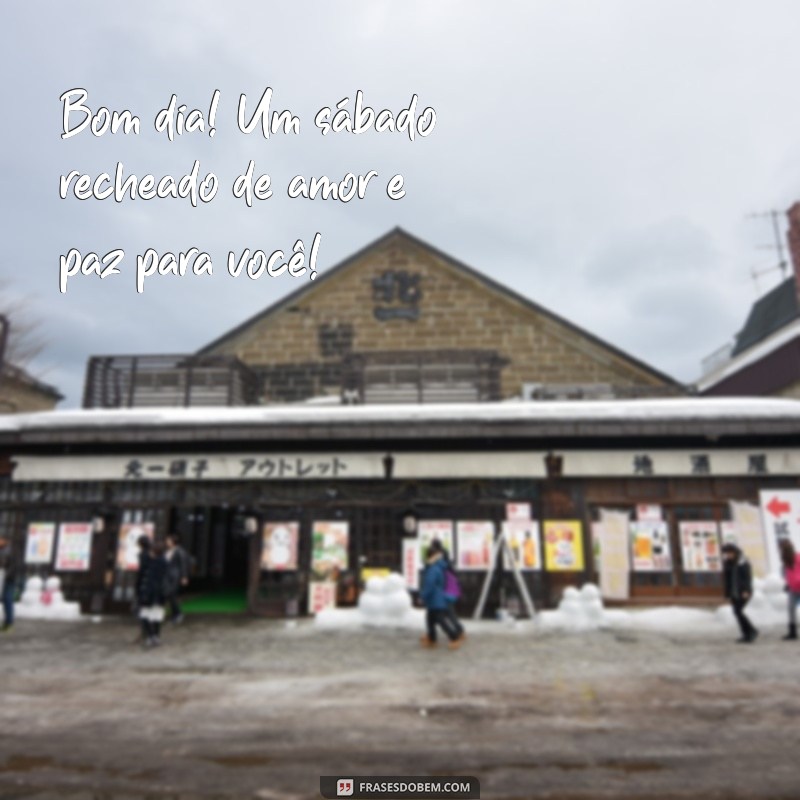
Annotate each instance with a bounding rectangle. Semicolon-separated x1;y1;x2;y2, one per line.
420;539;463;649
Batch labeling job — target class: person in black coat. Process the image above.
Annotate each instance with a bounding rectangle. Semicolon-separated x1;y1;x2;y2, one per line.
137;538;168;648
722;542;758;644
0;536;17;631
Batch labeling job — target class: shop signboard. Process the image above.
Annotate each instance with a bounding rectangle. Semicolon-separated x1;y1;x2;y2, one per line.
116;522;154;571
310;521;349;581
679;521;721;572
55;522;93;572
502;520;541;571
261;522;300;571
25;522;56;565
456;521;494;571
543;520;585;571
630;520;672;571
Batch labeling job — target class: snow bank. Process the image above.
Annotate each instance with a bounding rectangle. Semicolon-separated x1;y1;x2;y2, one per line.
315;572;424;631
15;576;83;621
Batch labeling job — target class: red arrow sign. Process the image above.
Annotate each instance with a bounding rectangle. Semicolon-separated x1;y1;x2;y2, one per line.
767;497;791;518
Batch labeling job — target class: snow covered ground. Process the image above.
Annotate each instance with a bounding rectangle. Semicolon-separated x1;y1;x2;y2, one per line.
315;572;792;636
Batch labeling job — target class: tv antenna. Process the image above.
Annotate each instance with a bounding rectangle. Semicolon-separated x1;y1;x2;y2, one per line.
746;210;788;292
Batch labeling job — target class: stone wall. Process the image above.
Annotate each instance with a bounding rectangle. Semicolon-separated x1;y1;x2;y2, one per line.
207;232;672;401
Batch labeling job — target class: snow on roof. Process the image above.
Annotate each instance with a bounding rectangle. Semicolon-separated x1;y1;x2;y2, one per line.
0;396;799;433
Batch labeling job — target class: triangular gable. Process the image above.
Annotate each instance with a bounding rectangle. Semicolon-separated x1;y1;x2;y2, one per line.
198;227;680;388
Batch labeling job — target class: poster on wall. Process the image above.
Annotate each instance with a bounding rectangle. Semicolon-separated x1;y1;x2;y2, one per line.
456;521;494;570
417;520;455;560
596;510;630;599
723;502;770;578
543;520;585;571
636;504;662;522
505;503;532;521
630;521;672;571
759;489;800;575
261;522;299;571
308;581;337;614
25;522;56;565
310;521;349;581
55;522;93;571
402;538;421;590
679;521;721;572
116;522;154;571
502;520;541;571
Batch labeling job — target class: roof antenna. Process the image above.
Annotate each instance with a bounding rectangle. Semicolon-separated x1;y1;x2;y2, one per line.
746;210;789;292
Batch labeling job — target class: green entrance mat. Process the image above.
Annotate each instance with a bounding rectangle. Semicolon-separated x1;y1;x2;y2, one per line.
181;589;248;614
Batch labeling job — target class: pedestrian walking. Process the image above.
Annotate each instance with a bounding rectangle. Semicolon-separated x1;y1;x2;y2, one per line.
722;542;758;644
137;539;168;648
779;539;800;641
164;533;191;624
420;540;464;650
0;535;17;632
441;550;465;642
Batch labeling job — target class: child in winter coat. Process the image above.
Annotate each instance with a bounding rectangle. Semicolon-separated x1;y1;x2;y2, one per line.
420;540;464;649
779;539;800;641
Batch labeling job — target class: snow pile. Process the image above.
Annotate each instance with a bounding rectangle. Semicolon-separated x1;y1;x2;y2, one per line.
315;572;424;630
538;584;609;632
15;576;82;620
714;574;789;629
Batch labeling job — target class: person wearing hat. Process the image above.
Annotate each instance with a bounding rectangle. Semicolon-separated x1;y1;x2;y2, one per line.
722;542;758;644
0;535;17;631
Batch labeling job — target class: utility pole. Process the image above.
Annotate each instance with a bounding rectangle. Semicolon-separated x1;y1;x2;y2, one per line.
0;314;7;390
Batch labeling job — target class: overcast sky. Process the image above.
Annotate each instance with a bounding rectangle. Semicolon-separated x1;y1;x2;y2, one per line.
2;1;799;407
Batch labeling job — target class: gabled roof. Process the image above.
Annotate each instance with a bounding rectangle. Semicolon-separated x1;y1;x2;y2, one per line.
1;363;63;400
198;228;682;389
732;276;799;356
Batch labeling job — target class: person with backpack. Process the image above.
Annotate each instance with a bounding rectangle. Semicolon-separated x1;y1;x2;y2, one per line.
441;548;465;642
164;533;191;624
722;542;758;644
779;539;800;641
419;539;464;650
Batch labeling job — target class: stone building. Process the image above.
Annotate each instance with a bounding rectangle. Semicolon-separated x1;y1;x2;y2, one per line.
83;228;682;408
0;363;62;413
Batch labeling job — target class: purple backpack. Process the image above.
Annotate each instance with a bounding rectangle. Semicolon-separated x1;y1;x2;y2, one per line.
444;568;461;601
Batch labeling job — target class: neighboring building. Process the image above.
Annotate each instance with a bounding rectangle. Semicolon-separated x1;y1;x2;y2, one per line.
0;363;62;413
83;228;683;408
699;202;800;397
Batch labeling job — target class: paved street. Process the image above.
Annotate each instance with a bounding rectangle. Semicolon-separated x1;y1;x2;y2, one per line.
1;617;799;799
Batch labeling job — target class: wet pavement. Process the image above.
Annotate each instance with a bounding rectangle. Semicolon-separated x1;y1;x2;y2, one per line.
1;616;799;799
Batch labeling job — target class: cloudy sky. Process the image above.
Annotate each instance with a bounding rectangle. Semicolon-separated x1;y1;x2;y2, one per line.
2;1;799;407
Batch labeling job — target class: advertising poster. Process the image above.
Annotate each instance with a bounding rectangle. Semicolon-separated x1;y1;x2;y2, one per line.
25;522;56;565
502;520;541;571
456;521;494;570
759;489;800;575
308;581;337;614
55;522;93;572
630;520;672;571
261;522;299;571
727;501;770;578
417;520;454;560
543;520;585;572
597;510;630;599
310;521;349;581
679;521;721;572
505;503;532;521
402;538;421;590
116;522;154;571
636;504;662;522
